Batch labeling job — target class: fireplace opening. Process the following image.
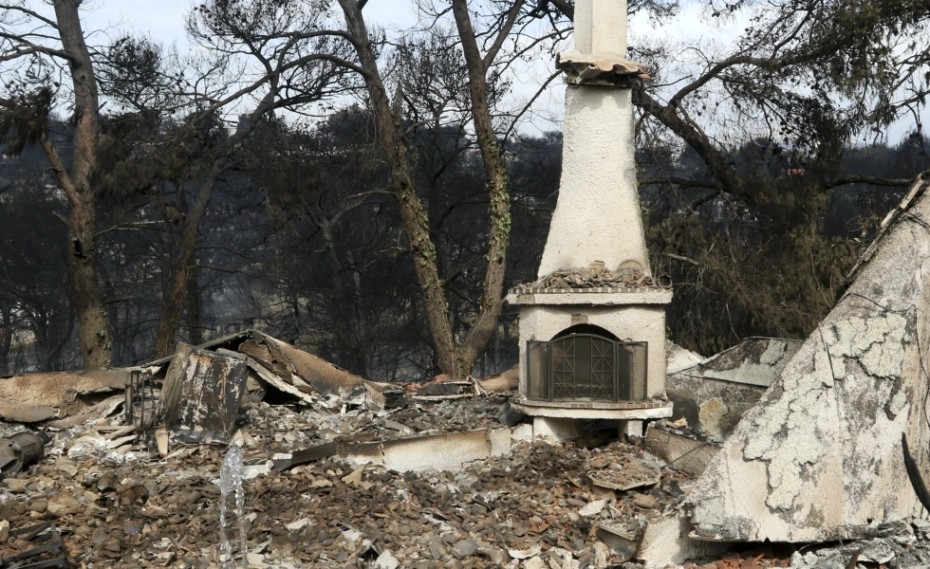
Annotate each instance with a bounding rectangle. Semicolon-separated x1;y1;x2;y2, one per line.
526;325;648;403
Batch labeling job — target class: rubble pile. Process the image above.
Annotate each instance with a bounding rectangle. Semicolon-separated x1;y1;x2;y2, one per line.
4;329;930;568
786;520;930;569
514;261;671;292
0;397;691;568
679;520;930;569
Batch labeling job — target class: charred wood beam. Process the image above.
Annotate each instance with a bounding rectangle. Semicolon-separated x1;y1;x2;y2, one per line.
825;175;912;189
902;433;930;512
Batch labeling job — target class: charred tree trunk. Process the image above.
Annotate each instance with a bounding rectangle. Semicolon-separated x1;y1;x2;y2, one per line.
0;306;10;376
450;0;517;377
338;0;459;376
153;170;218;358
45;0;112;369
338;0;518;379
185;265;203;346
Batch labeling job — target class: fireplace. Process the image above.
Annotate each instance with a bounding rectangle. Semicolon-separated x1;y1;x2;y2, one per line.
526;325;647;403
508;269;673;422
507;0;673;434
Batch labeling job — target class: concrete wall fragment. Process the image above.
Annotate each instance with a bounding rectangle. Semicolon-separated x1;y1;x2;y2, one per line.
686;175;930;543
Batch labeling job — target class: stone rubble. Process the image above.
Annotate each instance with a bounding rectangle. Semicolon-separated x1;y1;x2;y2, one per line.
0;396;694;568
515;261;671;292
2;395;930;568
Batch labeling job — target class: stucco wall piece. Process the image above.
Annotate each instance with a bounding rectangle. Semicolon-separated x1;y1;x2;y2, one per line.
338;429;514;473
666;342;704;375
381;430;491;472
699;338;801;387
685;176;930;543
825;314;910;379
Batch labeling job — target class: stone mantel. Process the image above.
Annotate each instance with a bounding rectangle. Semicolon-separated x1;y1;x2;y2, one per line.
506;289;672;306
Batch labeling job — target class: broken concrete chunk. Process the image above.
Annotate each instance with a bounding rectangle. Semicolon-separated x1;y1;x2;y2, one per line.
374;550;399;569
285;518;311;531
373;430;493;472
666;342;704;375
341;466;371;490
451;538;477;558
638;513;732;569
666;337;799;441
633;493;657;509
697;337;800;387
596;521;642;563
508;544;542;560
579;499;608;517
522;556;547;569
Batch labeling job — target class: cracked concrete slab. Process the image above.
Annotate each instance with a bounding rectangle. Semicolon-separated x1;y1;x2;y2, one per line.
685;175;930;543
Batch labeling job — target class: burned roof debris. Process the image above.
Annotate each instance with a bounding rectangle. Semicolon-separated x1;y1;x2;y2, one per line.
0;330;691;567
1;329;929;567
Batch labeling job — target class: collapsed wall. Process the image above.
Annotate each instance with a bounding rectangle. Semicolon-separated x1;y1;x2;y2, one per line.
686;174;930;542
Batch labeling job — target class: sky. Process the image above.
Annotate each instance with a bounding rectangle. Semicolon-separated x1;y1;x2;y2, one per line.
78;0;416;48
75;0;568;133
78;0;193;48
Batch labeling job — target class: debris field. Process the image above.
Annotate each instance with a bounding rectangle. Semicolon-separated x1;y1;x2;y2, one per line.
0;395;693;568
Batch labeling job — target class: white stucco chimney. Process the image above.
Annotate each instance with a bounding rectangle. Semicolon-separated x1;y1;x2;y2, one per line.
538;0;648;277
508;0;673;436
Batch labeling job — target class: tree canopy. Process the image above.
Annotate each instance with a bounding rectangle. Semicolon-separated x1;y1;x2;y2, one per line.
0;0;927;374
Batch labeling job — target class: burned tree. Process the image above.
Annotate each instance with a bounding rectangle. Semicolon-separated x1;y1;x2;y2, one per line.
89;0;354;359
0;1;112;368
336;0;530;379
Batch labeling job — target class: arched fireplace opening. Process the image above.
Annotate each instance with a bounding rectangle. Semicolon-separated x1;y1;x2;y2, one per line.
526;324;647;403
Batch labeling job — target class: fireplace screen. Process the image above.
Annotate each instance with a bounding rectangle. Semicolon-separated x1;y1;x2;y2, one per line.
526;335;647;402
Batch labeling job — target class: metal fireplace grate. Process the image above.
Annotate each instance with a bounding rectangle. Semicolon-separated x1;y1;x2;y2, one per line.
526;334;647;402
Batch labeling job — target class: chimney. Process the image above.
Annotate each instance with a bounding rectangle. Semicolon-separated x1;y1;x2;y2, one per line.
507;0;673;439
